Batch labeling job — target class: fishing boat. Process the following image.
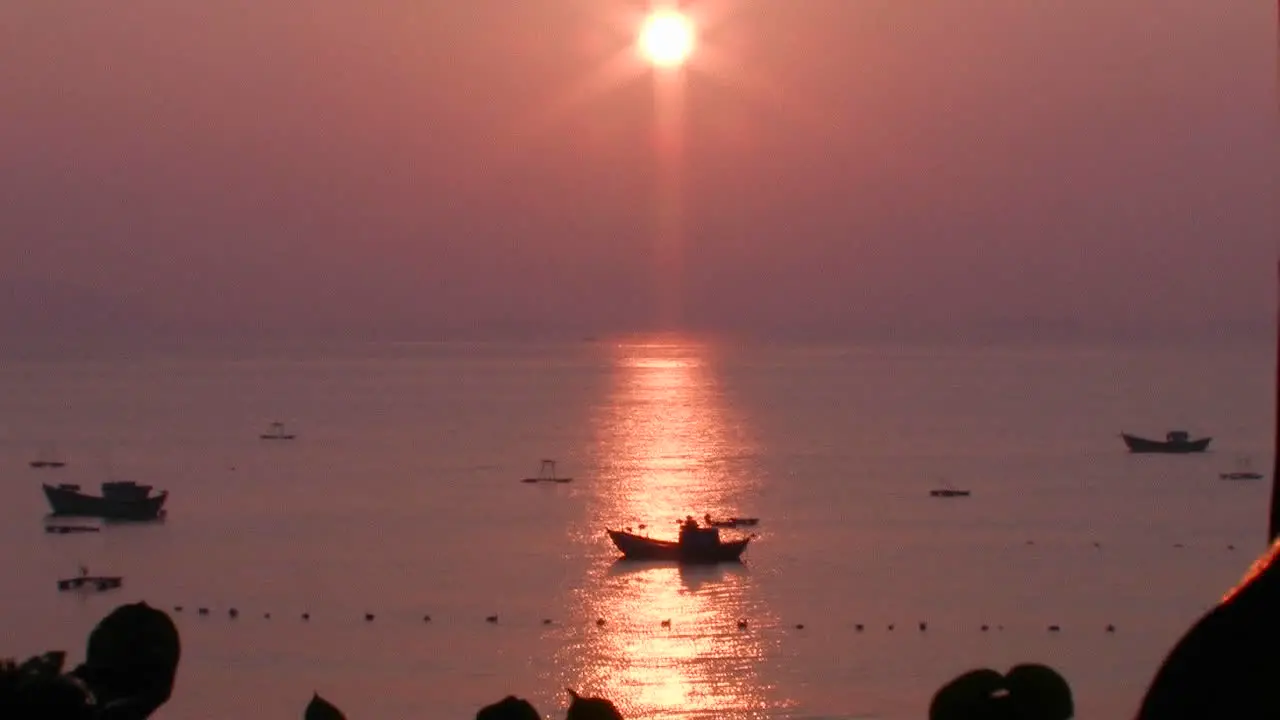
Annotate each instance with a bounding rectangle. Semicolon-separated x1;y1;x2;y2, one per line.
520;459;572;484
259;421;296;440
930;480;971;497
1120;430;1212;454
43;481;168;521
29;445;67;469
606;516;751;563
703;513;759;528
1220;456;1264;481
56;566;122;592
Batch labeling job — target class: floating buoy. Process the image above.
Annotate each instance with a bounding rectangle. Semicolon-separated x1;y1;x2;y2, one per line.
736;619;748;629
542;618;552;625
981;625;989;632
302;613;310;621
364;613;375;622
486;615;498;624
1106;624;1116;633
424;615;432;623
1048;625;1060;632
596;618;606;627
919;622;927;632
794;623;805;630
198;608;209;616
660;619;671;628
855;624;864;632
229;608;238;619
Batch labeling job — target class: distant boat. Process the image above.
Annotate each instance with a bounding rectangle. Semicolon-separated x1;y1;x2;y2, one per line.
930;480;971;498
1121;431;1212;454
43;481;167;521
520;459;572;484
1221;456;1264;481
259;421;296;440
703;513;759;528
29;445;66;469
606;517;751;564
57;567;122;592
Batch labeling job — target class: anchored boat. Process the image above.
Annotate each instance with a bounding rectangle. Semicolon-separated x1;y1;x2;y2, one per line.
606;516;751;563
1121;430;1212;454
43;481;167;521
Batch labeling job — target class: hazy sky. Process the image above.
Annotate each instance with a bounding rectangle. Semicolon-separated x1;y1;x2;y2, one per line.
1;1;1275;345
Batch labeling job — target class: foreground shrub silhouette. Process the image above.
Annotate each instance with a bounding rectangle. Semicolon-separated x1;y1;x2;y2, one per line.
565;688;624;720
305;692;346;719
0;601;179;720
475;694;541;719
929;663;1073;720
1136;539;1280;719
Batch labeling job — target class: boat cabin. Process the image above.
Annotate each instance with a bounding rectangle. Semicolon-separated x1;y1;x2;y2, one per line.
1167;431;1191;443
679;517;722;548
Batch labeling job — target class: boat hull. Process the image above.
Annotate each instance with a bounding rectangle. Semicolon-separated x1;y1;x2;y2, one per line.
606;530;749;564
43;484;167;520
1121;433;1211;454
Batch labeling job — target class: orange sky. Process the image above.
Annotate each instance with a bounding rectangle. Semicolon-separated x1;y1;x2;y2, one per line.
0;1;1275;345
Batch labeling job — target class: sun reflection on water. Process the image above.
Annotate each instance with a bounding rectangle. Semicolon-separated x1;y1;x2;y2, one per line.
556;336;781;719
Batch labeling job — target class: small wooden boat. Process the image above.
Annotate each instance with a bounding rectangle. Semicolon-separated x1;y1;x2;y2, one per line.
607;517;751;564
1121;431;1211;454
520;459;572;484
930;480;971;497
1220;456;1264;481
29;444;66;469
57;567;122;592
43;481;167;521
259;421;296;440
703;513;759;528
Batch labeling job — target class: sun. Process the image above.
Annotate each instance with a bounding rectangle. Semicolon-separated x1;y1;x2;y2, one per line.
638;10;695;69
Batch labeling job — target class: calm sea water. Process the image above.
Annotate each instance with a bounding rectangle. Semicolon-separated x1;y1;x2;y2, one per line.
0;338;1272;719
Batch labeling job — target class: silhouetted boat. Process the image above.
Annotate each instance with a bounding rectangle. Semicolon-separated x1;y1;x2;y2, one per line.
1221;456;1263;480
703;513;759;528
57;567;122;592
1121;430;1211;453
520;459;572;484
259;421;296;440
929;480;971;497
607;517;751;563
43;481;167;521
29;444;66;469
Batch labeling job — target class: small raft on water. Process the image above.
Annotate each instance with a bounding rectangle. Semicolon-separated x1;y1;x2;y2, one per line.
57;574;122;592
520;459;573;484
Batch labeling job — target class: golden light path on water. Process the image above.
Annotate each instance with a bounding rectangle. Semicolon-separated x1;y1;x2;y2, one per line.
555;338;788;719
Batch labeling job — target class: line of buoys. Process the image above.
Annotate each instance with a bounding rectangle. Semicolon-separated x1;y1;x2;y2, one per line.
167;604;1122;633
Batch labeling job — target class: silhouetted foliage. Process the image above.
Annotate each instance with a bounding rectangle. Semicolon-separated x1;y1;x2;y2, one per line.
304;692;347;720
1136;539;1280;719
476;694;541;720
0;602;179;720
565;688;623;720
929;663;1072;720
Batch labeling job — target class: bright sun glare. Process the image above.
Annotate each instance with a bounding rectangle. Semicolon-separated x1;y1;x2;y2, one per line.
638;10;695;68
